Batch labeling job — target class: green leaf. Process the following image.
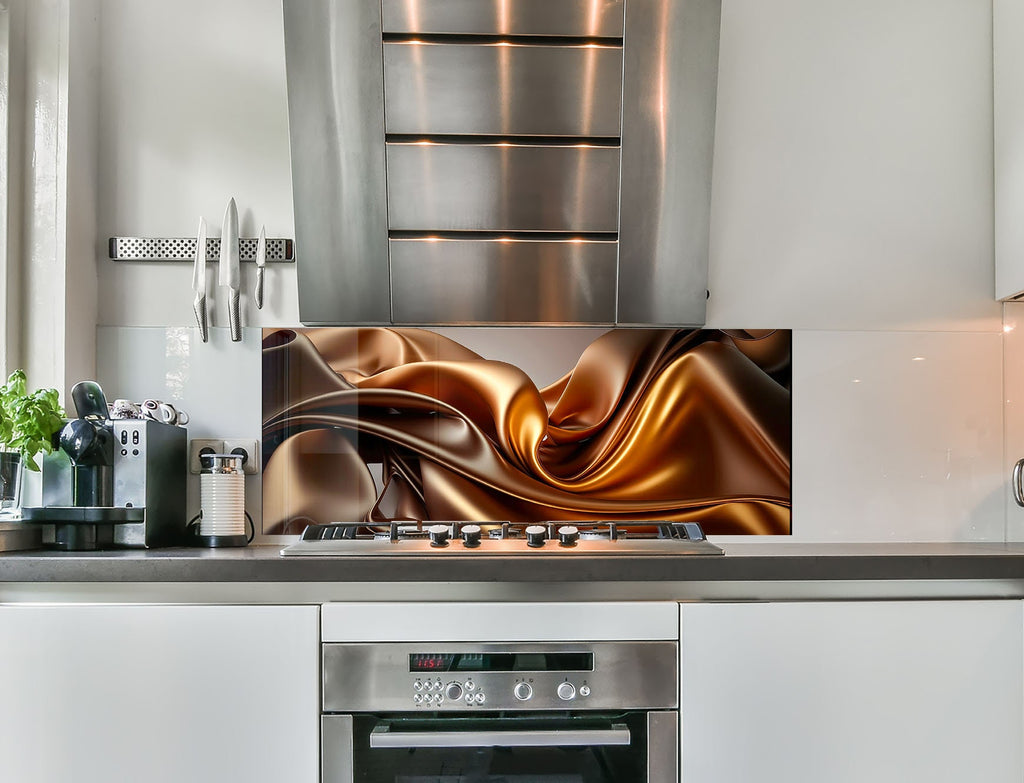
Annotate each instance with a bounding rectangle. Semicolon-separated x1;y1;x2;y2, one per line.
0;370;65;471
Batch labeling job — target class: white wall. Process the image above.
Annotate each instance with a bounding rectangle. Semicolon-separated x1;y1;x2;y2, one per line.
90;0;1004;542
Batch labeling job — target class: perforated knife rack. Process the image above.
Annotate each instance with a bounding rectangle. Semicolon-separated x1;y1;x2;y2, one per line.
108;237;294;263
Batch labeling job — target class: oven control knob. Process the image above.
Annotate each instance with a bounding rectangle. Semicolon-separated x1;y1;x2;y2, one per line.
445;682;464;701
579;685;591;697
513;682;533;701
557;682;576;701
461;524;482;548
557;525;579;546
428;524;450;547
525;525;547;547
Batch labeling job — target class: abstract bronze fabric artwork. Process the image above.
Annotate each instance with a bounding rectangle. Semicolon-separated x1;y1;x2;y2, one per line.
262;328;791;535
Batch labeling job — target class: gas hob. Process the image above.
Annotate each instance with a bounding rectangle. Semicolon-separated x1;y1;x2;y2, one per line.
280;520;723;557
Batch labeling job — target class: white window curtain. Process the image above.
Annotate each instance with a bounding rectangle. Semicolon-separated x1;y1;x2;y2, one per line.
0;0;99;401
0;0;13;380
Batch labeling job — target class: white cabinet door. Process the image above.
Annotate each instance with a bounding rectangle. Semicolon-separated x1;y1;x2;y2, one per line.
996;0;1024;299
0;604;319;783
680;601;1023;783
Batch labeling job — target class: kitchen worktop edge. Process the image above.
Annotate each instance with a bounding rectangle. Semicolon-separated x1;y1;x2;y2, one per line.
2;542;1024;584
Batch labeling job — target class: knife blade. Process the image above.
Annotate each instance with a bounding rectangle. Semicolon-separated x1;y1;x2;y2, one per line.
219;197;241;341
192;217;208;342
254;224;266;310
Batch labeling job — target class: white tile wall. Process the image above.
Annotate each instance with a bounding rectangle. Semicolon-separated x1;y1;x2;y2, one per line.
95;326;263;525
95;0;297;328
785;330;1004;542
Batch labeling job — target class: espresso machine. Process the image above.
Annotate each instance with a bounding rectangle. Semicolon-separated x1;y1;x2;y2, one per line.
22;381;187;550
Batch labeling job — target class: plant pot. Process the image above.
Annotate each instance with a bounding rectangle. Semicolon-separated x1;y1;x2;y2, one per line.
0;451;23;517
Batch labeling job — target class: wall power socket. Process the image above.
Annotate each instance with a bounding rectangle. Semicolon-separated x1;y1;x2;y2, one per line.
188;438;260;475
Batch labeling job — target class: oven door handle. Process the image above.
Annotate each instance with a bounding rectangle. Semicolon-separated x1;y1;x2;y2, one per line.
369;723;631;749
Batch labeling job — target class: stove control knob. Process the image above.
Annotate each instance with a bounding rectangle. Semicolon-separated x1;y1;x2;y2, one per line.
525;524;547;548
557;525;579;547
461;524;482;548
428;524;450;547
445;682;464;702
557;682;576;701
514;682;533;701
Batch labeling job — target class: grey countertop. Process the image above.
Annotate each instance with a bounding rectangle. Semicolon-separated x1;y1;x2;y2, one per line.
2;541;1024;585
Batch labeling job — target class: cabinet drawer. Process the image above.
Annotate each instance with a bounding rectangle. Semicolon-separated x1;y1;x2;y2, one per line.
382;0;625;37
386;142;621;232
390;238;617;323
384;42;623;137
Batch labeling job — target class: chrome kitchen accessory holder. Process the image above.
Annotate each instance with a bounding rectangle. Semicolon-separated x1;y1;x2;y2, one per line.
187;453;252;548
108;236;294;263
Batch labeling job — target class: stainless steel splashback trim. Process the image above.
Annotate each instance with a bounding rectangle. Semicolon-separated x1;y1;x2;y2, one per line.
390;237;617;324
383;41;624;137
617;0;721;326
381;0;626;37
284;0;392;324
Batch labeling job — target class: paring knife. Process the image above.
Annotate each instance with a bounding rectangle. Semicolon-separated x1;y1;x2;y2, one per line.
219;197;241;342
254;224;266;309
192;217;209;342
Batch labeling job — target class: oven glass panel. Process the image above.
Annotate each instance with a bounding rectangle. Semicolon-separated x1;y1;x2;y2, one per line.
410;652;595;673
351;713;646;783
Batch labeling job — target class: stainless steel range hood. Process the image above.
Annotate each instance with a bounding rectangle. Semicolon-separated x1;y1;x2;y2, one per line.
283;0;721;326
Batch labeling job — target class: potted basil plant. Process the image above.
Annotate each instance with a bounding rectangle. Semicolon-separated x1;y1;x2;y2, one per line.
0;370;65;516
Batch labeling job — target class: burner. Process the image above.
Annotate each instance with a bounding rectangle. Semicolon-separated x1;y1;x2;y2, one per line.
281;520;723;557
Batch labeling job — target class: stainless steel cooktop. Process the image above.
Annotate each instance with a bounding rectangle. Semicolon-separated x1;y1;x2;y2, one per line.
280;520;723;557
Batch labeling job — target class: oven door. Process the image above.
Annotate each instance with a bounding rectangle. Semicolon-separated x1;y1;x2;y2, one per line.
323;711;677;783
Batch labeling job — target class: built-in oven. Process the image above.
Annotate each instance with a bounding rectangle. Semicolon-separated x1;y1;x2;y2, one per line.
321;641;678;782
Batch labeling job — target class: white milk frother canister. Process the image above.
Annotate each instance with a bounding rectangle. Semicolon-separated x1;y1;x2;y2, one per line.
196;453;249;547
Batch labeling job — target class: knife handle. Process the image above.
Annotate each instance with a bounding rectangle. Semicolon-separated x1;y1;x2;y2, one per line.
193;294;209;343
254;267;265;310
229;289;241;342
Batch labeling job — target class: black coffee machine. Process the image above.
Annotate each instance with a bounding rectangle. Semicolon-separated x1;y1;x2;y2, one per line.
22;381;187;550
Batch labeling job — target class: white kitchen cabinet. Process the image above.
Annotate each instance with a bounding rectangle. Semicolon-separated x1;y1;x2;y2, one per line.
0;604;319;783
680;600;1023;783
996;0;1024;300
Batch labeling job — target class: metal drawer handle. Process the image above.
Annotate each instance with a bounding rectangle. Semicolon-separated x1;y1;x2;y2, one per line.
369;724;631;749
1014;458;1024;507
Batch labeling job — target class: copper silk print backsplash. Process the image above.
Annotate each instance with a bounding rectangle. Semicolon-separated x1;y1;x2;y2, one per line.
262;328;792;535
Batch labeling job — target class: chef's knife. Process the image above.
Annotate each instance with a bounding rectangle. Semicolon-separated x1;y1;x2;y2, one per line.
254;224;266;310
219;197;241;342
192;216;209;342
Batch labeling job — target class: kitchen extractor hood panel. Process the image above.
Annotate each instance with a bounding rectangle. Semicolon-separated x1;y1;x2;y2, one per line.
618;0;721;325
383;42;624;137
390;239;618;324
283;0;392;325
284;0;720;326
381;0;626;37
386;143;622;233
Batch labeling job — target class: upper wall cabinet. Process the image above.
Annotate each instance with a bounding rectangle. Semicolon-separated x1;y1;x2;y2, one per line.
283;0;721;326
996;0;1024;300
